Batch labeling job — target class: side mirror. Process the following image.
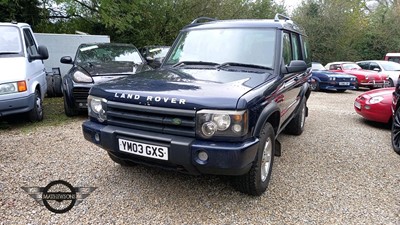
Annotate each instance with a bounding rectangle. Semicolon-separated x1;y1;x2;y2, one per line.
373;68;380;72
60;56;73;64
154;57;164;64
286;60;307;73
28;45;49;62
146;56;154;61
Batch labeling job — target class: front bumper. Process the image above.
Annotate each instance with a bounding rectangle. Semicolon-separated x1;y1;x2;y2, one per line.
354;100;391;123
319;81;357;90
359;80;389;88
82;120;259;176
0;94;35;117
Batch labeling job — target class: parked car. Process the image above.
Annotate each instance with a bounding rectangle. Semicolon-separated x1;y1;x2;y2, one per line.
82;14;312;196
0;22;49;122
325;61;388;89
61;43;152;116
310;62;356;92
139;46;170;68
354;87;394;124
385;53;400;63
357;60;400;87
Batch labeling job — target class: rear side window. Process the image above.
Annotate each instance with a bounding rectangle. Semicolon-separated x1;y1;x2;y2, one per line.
369;62;380;70
23;28;38;56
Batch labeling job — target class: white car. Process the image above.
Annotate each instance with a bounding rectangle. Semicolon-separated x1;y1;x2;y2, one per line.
357;60;400;87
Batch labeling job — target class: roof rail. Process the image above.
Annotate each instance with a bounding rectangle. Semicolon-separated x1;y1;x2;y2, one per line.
274;13;291;22
190;17;217;24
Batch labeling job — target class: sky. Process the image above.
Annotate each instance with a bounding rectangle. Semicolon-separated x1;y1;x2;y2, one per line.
276;0;303;14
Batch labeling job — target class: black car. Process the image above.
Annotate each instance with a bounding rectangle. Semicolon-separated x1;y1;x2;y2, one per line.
139;45;170;68
61;43;151;116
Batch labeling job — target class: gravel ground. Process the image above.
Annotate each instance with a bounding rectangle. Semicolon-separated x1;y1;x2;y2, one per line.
0;90;399;224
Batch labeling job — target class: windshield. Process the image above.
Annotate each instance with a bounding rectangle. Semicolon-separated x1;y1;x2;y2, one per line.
165;28;276;68
0;26;22;53
76;44;143;64
312;63;326;71
342;63;361;70
380;61;400;71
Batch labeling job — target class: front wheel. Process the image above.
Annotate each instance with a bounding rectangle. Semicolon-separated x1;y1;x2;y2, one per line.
63;95;79;117
285;99;306;135
232;123;275;196
27;89;43;122
391;107;400;155
310;80;319;91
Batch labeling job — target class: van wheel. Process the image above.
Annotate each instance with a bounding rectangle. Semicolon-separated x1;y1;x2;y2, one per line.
63;95;79;117
285;99;306;135
28;89;43;122
232;122;275;196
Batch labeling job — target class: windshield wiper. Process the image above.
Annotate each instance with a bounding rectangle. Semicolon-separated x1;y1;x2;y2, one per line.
216;62;273;70
172;61;219;68
0;52;19;55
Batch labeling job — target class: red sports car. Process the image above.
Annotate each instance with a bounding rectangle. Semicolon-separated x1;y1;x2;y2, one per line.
326;61;389;89
354;87;395;123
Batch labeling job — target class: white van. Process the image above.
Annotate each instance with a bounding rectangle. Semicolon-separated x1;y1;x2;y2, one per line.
0;22;49;121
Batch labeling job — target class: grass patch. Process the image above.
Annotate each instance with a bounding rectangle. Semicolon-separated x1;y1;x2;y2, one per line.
0;97;85;133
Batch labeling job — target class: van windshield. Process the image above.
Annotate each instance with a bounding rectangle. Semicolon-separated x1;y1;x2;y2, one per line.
0;26;22;53
165;28;276;68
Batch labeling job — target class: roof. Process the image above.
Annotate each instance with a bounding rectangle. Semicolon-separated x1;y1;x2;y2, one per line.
0;22;30;28
78;43;136;48
386;53;400;57
183;18;306;35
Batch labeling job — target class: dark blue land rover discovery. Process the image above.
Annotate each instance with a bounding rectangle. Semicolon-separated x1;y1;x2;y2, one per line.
82;14;312;196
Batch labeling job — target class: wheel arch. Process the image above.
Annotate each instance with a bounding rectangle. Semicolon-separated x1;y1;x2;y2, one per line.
253;101;280;139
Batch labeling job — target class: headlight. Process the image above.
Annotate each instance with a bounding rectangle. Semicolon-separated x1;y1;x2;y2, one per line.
369;96;384;104
196;110;248;138
73;71;93;83
329;77;336;81
88;95;107;122
0;81;27;95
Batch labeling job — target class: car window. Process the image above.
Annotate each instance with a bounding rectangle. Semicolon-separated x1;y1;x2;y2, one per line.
312;63;325;70
369;62;380;71
357;62;369;70
282;32;292;65
388;57;400;63
23;28;38;55
0;26;22;53
342;63;361;70
291;33;302;61
76;44;143;64
329;64;341;70
165;28;276;68
380;61;400;71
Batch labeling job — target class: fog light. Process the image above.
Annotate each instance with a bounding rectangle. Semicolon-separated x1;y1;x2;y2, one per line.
232;124;242;133
198;151;208;161
94;133;100;142
365;105;371;110
79;103;83;107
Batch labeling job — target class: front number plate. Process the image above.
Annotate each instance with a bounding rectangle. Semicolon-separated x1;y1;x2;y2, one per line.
339;82;350;86
118;138;168;160
354;101;361;109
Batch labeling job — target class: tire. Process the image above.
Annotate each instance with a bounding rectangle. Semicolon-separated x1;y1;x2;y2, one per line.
108;152;136;166
232;123;275;196
355;81;359;90
53;75;63;97
46;75;54;97
337;89;346;93
63;94;79;117
310;80;319;91
27;89;43;122
285;99;306;135
391;107;400;155
389;78;394;87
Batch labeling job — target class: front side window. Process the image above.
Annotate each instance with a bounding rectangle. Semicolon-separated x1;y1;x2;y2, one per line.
23;28;38;55
357;62;369;69
291;33;302;60
282;32;292;65
0;26;22;53
165;28;276;68
76;44;143;64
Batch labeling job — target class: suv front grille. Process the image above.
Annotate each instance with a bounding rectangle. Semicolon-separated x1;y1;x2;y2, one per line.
72;87;90;102
106;101;196;137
